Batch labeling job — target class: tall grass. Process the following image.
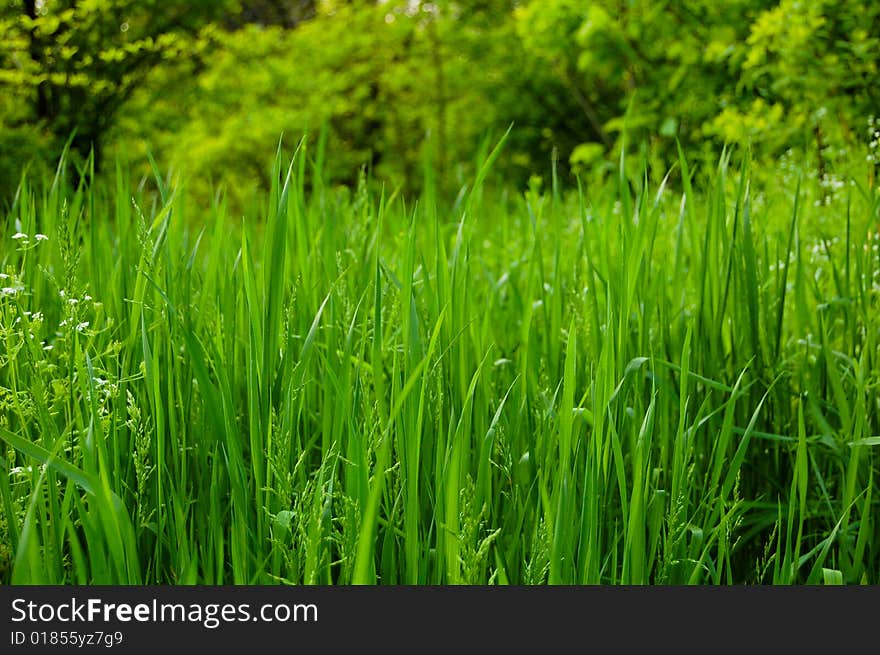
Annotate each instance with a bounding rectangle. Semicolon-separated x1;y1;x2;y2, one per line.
0;143;878;584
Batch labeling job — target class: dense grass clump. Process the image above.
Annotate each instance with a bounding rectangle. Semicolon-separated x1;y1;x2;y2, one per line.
1;144;878;585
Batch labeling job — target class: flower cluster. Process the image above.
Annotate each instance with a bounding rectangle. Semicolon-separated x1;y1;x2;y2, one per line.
10;231;49;252
0;271;25;299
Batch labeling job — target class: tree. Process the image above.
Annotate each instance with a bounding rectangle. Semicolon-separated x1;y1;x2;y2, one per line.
0;0;231;173
110;1;536;201
514;0;879;183
721;0;880;180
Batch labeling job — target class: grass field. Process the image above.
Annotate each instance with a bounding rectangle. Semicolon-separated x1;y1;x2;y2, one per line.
1;141;878;585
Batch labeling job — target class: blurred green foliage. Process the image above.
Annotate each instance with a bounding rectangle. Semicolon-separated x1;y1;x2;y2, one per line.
1;0;878;205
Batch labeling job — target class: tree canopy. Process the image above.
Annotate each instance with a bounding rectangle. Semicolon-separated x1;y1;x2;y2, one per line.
1;0;877;203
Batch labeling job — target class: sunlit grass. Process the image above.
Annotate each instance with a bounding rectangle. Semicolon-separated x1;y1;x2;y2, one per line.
0;141;878;584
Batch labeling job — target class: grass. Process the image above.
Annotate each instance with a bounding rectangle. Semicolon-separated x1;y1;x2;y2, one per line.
0;141;878;585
